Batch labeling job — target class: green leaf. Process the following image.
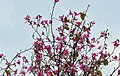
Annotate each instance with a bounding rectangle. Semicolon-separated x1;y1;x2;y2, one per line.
59;67;62;72
69;34;73;37
80;12;86;20
67;61;71;66
63;24;69;30
72;51;78;59
69;34;73;40
5;70;11;74
64;17;69;22
96;70;102;76
75;34;80;41
103;59;108;66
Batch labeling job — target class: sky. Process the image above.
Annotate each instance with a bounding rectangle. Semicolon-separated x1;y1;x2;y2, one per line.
0;0;120;75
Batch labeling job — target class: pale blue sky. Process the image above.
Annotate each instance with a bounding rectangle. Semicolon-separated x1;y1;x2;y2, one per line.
0;0;120;75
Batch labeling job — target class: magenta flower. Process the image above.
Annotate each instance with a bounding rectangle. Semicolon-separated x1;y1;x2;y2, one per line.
90;21;96;25
36;15;42;19
56;36;60;41
44;20;48;24
0;54;3;58
35;54;42;61
49;20;53;24
113;39;119;47
45;45;51;51
17;60;21;65
17;53;21;58
63;49;68;56
55;0;59;3
37;72;43;76
76;22;81;26
118;70;120;75
23;65;27;69
47;71;52;76
90;44;95;48
113;55;118;60
74;11;79;16
97;45;102;50
28;66;33;74
20;70;26;75
91;37;95;42
14;69;18;75
24;15;30;21
33;21;36;25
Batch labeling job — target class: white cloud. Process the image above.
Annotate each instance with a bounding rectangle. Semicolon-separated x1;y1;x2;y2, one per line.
0;0;15;31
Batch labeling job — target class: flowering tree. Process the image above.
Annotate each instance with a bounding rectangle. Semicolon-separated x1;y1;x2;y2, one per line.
0;0;120;76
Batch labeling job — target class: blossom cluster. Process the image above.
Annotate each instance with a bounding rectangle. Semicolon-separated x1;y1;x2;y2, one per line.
0;0;120;76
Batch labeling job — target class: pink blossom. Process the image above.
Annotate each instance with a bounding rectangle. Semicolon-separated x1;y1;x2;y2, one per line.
118;70;120;75
82;55;88;61
62;36;67;41
44;20;48;24
70;28;75;34
28;21;32;25
56;43;61;51
17;53;21;58
6;62;10;68
90;44;95;48
23;56;28;63
35;54;42;61
76;22;81;26
113;55;118;60
42;31;44;35
47;71;52;76
24;15;30;21
41;20;45;25
79;63;88;72
20;70;26;75
69;10;73;15
49;20;53;24
53;70;58;74
33;21;36;25
91;37;95;42
59;15;64;22
48;51;53;56
92;53;98;60
28;66;33;74
99;50;103;55
90;21;95;25
74;11;78;16
97;45;102;50
63;49;68;56
83;26;89;32
83;33;89;38
23;65;27;69
100;31;108;39
59;32;64;36
14;69;18;75
113;39;119;47
34;40;44;52
0;54;3;58
76;46;83;51
17;60;21;65
37;72;42;76
25;58;28;63
45;45;51;51
103;53;108;58
108;52;110;57
36;15;42;19
56;36;60;41
55;0;59;2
